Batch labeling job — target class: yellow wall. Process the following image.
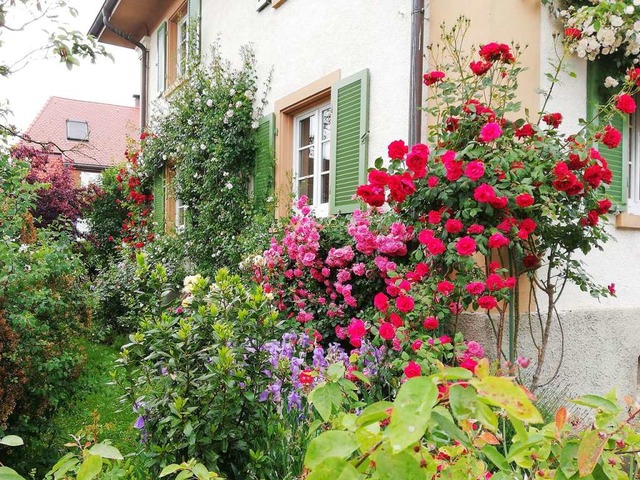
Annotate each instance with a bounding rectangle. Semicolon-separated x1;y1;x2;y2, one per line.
428;0;541;117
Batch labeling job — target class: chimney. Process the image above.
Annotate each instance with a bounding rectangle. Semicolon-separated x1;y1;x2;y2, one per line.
133;94;141;107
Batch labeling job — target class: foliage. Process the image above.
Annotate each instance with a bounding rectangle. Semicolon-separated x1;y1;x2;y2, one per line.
10;144;89;234
546;0;640;69
83;164;131;268
114;269;306;479
141;44;269;275
302;362;640;479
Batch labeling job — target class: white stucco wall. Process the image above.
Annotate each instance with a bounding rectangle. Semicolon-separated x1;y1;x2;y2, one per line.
145;0;414;165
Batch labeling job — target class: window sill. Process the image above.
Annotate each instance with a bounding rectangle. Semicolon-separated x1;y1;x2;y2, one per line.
615;212;640;229
163;77;186;99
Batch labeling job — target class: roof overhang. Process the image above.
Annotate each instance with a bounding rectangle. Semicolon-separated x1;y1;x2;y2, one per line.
89;0;176;49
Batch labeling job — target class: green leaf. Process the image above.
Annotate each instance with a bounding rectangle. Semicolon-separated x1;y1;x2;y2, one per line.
449;384;476;420
481;445;510;471
76;454;103;480
0;436;23;447
304;431;358;469
431;411;473;449
159;464;183;477
475;400;499;431
577;429;608;477
89;443;124;460
309;382;342;421
472;377;543;423
572;395;618;414
0;466;26;480
306;457;359;480
374;450;424;479
326;362;346;382
355;401;393;427
385;376;437;452
175;471;192;480
559;440;580;478
192;463;210;480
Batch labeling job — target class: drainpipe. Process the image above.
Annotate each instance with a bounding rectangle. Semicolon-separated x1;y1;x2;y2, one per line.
408;0;425;146
102;8;148;132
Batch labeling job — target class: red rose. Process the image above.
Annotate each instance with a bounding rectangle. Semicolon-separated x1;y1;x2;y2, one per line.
406;152;427;173
395;295;415;313
519;218;537;233
473;183;496;203
411;143;430;159
418;229;434;244
459;357;478;373
479;122;503;142
437;280;455;296
470;60;492;75
488;233;510;249
445;117;460;132
490;196;508;209
465;161;485;181
423;316;439;330
404;360;422;378
347;319;366;339
389;313;404;328
445;219;464;234
388;140;408;159
583;165;603;188
479;42;514;63
379;322;396;340
616;94;636;114
456;236;477;256
542;112;563;128
445;158;464;181
357;184;385;207
466;282;485;295
411;340;423;351
368;170;389;186
601;125;622;149
467;224;485;234
522;254;540;269
427;176;439;188
374;292;389;312
426;237;446;255
428;210;442;224
515;123;535;138
597;198;612;214
439;335;452;344
478;295;498;309
516;193;534;207
564;27;581;39
423;70;445;86
299;369;314;385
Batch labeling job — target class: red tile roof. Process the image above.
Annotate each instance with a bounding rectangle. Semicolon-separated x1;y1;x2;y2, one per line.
24;96;140;169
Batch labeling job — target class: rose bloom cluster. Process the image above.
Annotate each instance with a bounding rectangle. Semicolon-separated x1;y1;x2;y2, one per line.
115;141;155;249
556;1;640;61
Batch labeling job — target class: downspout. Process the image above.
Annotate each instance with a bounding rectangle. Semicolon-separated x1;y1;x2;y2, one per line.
408;0;425;146
102;8;148;132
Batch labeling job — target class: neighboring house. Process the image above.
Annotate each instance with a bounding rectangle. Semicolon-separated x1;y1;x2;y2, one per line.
89;0;640;398
24;96;140;186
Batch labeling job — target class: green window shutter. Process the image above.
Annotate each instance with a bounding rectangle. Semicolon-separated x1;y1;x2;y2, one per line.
329;69;370;215
187;0;201;60
157;22;167;94
153;172;166;232
254;113;275;209
587;61;628;209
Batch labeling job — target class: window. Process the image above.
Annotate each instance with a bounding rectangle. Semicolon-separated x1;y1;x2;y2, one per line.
175;198;187;232
66;120;88;141
176;13;189;78
80;171;101;187
628;96;640;214
293;103;332;216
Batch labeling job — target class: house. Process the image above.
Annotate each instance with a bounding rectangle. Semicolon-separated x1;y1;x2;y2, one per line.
88;0;640;399
24;96;140;186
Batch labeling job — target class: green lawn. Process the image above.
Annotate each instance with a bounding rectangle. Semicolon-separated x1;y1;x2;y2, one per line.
49;339;139;458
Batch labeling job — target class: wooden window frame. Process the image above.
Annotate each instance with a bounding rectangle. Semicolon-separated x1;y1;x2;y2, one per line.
274;70;341;217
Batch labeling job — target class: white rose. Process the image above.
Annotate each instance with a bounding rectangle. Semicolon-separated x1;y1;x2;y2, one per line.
625;5;634;14
244;90;254;100
610;15;623;27
604;76;619;88
229;88;236;95
225;182;233;190
206;99;213;107
200;144;206;150
635;0;640;6
225;110;234;118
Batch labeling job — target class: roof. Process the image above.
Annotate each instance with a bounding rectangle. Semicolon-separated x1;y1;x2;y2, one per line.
89;0;176;48
24;96;140;169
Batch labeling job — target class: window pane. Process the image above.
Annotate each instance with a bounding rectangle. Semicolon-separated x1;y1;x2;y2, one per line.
299;114;316;147
298;147;314;177
67;120;88;141
321;173;329;204
298;177;314;201
322;107;332;141
322;142;330;172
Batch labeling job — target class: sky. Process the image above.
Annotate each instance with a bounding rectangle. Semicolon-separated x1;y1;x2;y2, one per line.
1;0;139;132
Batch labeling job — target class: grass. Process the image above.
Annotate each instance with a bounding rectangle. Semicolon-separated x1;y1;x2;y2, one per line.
48;338;139;458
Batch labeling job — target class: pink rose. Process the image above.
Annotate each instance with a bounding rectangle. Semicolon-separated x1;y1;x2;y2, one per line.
465;161;485;181
479;122;503;142
404;360;422;378
456;236;477;256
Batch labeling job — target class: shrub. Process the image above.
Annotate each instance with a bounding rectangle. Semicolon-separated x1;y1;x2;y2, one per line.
114;269;303;478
